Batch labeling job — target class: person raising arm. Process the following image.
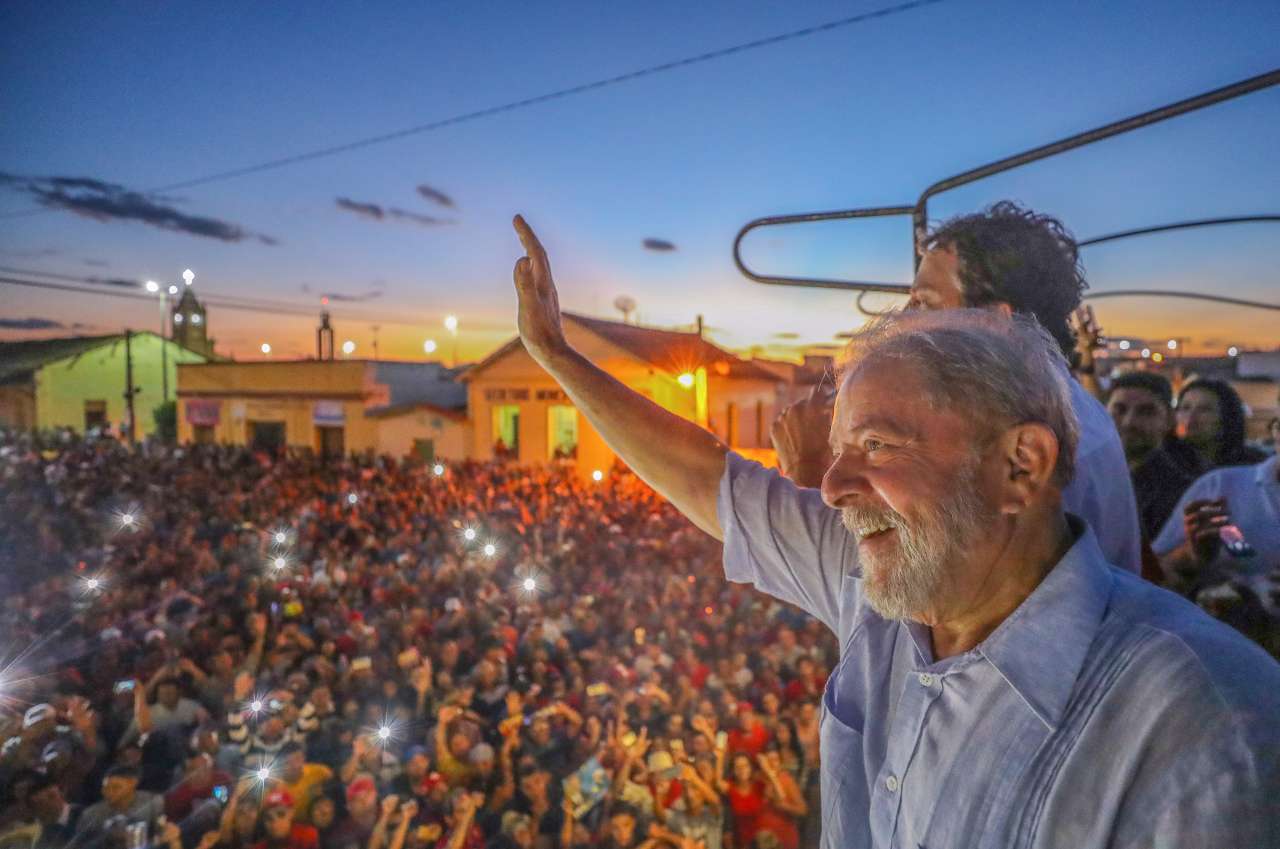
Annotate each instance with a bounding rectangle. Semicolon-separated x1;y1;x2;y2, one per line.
511;215;726;538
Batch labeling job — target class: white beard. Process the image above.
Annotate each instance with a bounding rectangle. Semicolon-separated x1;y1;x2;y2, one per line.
841;460;989;620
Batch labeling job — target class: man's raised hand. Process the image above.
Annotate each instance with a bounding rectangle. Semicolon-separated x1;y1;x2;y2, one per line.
512;215;568;364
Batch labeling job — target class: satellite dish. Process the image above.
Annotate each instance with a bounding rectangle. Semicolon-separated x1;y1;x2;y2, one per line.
613;295;637;323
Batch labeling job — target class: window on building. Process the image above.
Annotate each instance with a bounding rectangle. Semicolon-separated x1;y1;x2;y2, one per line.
727;402;740;447
412;438;435;462
547;405;578;461
84;400;107;431
492;405;519;460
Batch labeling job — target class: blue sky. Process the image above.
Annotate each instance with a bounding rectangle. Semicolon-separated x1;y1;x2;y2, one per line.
2;0;1277;360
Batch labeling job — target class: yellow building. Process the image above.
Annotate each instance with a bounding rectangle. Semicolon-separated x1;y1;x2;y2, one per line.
0;332;207;438
176;359;468;460
464;313;793;475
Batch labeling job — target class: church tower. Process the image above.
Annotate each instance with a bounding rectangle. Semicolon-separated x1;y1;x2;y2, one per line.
170;270;214;357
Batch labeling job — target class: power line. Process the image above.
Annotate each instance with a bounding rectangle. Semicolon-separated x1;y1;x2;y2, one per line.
0;274;462;329
0;0;943;219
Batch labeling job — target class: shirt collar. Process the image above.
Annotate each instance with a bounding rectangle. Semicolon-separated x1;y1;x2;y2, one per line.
976;515;1113;731
1255;454;1278;486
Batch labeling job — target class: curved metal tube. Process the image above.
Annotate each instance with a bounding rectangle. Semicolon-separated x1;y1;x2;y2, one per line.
732;205;914;293
1077;215;1280;247
1082;290;1280;311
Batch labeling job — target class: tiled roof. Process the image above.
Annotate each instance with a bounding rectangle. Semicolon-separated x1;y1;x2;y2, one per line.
465;313;781;382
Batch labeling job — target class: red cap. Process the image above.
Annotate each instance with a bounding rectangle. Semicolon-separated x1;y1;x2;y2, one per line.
264;788;295;810
736;700;755;714
345;775;377;803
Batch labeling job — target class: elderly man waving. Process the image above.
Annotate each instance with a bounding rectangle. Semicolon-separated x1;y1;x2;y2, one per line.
509;215;1280;848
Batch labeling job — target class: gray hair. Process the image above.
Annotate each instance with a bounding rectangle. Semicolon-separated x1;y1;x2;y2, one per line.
840;308;1079;488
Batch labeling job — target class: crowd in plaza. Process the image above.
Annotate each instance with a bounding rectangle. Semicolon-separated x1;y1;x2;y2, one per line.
0;205;1277;849
0;434;835;849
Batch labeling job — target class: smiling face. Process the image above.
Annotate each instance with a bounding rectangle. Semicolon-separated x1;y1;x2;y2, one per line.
821;361;996;621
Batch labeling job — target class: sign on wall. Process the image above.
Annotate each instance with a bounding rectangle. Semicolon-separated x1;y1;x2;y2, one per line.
185;399;222;426
313;400;345;425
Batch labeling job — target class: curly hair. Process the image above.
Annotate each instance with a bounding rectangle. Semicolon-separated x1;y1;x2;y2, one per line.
923;201;1087;360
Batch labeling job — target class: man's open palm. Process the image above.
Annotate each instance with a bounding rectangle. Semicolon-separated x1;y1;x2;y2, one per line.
512;215;567;362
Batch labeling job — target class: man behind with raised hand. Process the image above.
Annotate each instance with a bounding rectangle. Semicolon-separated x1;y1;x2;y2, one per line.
507;215;1280;848
772;202;1142;575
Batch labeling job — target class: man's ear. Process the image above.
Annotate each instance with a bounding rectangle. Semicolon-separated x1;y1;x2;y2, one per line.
989;301;1014;319
995;423;1059;514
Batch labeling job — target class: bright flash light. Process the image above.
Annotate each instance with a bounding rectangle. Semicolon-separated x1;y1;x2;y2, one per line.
677;372;695;388
483;543;496;557
523;577;536;592
1118;340;1130;351
274;531;287;544
377;726;391;741
463;528;477;542
347;493;358;505
432;463;445;477
444;315;458;333
121;513;135;527
272;556;287;570
424;339;437;354
251;700;263;713
1228;346;1239;357
260;343;272;355
145;280;159;293
256;767;270;781
342;340;356;355
591;470;603;482
86;577;100;590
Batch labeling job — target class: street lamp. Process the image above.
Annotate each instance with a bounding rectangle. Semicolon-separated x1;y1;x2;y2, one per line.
444;315;458;367
342;340;356;357
182;269;194;286
144;280;159;293
144;281;171;404
260;343;272;355
423;339;437;355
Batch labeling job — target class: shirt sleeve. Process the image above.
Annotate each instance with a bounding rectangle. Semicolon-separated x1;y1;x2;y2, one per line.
717;452;855;633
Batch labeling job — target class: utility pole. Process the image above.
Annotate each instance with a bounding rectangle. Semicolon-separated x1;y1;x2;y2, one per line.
159;291;169;403
124;329;138;445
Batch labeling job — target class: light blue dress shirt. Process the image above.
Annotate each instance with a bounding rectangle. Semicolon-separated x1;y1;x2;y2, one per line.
719;452;1280;849
1063;379;1141;574
1152;454;1280;614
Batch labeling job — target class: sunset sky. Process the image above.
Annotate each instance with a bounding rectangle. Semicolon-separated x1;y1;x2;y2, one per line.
2;0;1277;363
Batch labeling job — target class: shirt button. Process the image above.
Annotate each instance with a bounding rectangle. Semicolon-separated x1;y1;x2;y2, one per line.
885;774;899;792
917;673;935;687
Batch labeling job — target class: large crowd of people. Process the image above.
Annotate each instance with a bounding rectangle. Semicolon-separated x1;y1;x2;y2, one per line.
0;433;837;849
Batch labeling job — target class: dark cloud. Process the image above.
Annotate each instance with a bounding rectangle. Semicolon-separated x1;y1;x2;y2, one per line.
335;197;453;228
82;258;110;268
335;197;385;220
0;172;277;245
416;184;456;208
642;238;677;252
0;317;69;330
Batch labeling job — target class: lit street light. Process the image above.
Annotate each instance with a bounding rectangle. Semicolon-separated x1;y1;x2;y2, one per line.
260;343;272;355
144;280;159;293
342;340;356;356
1118;340;1131;351
444;316;458;367
1228;346;1239;357
677;372;695;388
182;269;194;286
423;339;437;355
1167;339;1178;350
